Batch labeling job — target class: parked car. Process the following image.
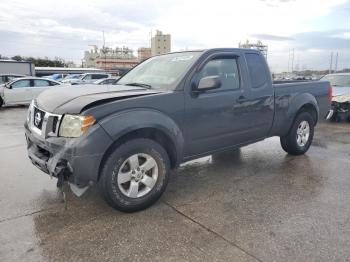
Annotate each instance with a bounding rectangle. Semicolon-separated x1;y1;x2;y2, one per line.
321;73;350;122
94;77;120;85
61;73;111;85
62;74;81;82
0;74;25;85
44;73;66;82
25;48;331;212
0;77;61;107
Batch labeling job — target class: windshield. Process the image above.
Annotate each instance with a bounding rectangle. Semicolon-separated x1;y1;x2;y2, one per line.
321;74;350;87
117;51;202;90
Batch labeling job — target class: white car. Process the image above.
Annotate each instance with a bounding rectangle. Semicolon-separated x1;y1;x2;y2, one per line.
0;77;61;107
94;76;120;85
61;73;111;85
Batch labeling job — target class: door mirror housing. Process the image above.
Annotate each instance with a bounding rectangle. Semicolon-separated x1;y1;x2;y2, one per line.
5;83;12;89
197;76;221;91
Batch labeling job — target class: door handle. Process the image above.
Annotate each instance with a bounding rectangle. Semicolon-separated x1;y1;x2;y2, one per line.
237;96;248;103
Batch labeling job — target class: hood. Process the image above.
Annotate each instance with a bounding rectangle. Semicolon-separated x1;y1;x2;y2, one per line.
36;84;162;114
332;86;350;103
333;94;350;103
333;86;350;97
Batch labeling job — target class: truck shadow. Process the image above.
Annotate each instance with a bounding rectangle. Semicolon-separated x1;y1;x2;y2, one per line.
30;140;329;260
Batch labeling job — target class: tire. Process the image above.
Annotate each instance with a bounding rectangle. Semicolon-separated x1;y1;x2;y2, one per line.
0;98;3;108
99;138;170;212
280;112;314;155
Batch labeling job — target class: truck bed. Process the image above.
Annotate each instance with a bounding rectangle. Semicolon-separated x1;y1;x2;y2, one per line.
269;81;330;136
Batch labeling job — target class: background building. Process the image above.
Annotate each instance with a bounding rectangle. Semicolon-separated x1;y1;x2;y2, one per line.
151;30;171;56
138;47;152;61
239;40;268;58
83;45;138;70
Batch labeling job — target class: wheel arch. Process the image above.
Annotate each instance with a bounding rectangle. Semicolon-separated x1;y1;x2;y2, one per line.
281;93;319;136
97;110;184;181
295;103;318;125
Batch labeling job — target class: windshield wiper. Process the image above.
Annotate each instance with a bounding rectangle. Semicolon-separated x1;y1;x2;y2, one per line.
124;82;152;89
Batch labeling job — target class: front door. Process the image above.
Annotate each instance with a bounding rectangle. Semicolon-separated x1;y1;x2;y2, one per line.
4;79;32;104
184;54;251;157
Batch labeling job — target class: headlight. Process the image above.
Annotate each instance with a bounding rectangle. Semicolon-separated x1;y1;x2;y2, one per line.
59;114;96;138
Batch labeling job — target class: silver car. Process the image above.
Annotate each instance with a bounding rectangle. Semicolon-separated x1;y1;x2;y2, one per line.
321;73;350;122
61;73;111;85
94;77;120;85
0;77;61;107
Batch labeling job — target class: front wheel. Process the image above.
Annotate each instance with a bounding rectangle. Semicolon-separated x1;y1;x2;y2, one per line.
280;112;314;155
99;138;170;212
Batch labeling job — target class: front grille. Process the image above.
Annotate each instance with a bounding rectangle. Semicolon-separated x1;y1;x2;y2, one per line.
33;107;45;130
29;103;62;138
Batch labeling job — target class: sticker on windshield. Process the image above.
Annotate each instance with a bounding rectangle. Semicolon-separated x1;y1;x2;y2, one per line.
171;55;194;61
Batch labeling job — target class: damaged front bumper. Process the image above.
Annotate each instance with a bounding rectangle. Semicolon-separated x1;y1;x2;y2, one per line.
24;120;113;194
326;95;350;122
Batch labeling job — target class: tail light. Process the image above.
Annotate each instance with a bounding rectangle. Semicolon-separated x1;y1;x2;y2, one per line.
328;84;333;103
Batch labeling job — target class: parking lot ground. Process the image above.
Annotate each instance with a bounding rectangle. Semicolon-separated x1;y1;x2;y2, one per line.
0;107;349;262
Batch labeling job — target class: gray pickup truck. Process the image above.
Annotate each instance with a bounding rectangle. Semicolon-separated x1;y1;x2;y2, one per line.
25;48;331;212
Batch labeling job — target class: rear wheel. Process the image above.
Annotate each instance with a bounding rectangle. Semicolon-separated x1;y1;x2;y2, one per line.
0;98;3;108
99;138;170;212
280;112;314;155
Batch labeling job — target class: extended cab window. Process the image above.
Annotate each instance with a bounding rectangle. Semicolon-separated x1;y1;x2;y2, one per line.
245;53;268;88
198;58;240;91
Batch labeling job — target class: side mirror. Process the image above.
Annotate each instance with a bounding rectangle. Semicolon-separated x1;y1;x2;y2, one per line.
5;83;11;89
197;76;221;91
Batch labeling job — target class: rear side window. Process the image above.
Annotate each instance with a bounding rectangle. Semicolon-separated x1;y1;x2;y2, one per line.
34;79;50;87
245;53;267;88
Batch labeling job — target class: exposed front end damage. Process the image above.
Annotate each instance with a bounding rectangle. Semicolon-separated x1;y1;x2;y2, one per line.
24;102;113;198
327;95;350;122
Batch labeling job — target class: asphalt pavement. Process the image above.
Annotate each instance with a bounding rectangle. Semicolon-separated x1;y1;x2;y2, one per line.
0;106;349;262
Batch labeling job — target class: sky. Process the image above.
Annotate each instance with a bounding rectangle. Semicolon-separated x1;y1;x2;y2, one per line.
1;0;350;72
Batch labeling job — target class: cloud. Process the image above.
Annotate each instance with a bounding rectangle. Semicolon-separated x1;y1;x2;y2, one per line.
0;0;349;72
250;34;294;41
293;30;350;50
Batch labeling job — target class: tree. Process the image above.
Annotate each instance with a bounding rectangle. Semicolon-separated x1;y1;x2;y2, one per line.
11;55;23;61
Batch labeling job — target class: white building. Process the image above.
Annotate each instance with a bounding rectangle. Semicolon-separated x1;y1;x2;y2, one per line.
151;30;171;56
83;45;138;70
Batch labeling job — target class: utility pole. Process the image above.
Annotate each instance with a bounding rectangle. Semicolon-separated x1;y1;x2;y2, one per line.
329;52;333;74
291;49;295;73
334;52;338;73
102;31;106;70
150;30;152;48
287;49;290;73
